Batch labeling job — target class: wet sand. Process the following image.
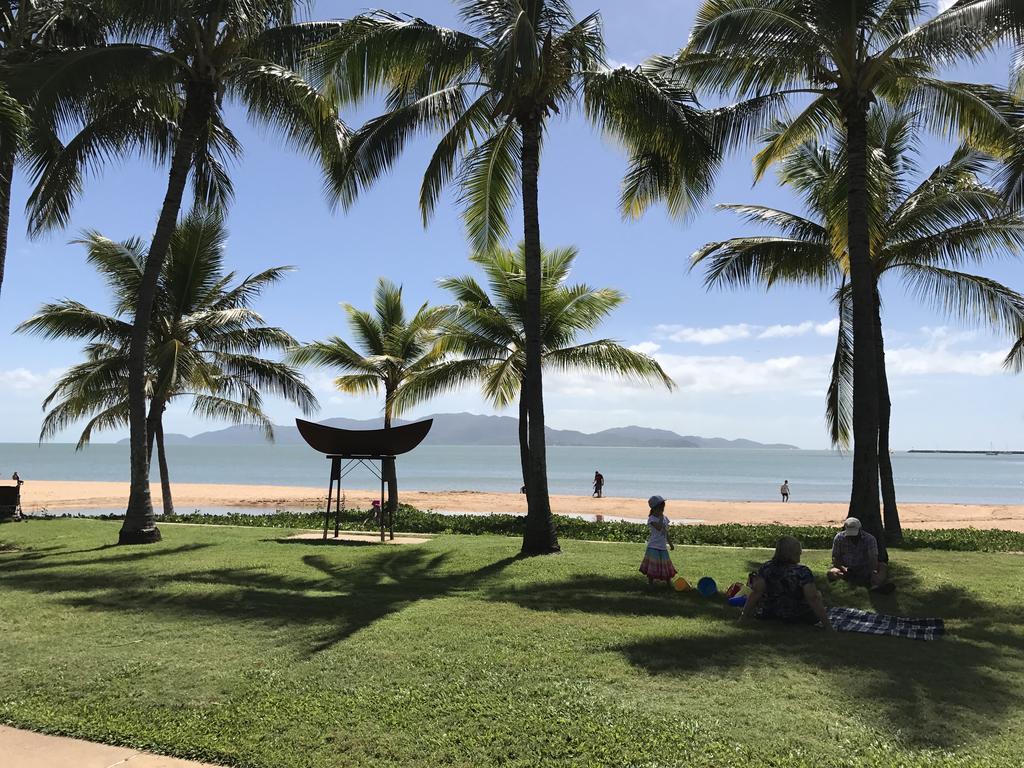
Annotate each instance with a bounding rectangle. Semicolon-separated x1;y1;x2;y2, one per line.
17;480;1024;531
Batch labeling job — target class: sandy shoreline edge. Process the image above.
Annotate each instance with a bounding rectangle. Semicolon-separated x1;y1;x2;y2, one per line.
14;480;1024;531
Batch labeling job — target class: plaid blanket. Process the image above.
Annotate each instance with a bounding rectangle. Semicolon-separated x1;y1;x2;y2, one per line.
826;607;945;640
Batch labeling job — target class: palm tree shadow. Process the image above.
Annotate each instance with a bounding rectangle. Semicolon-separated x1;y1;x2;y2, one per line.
270;537;379;548
485;564;1023;751
0;540;520;657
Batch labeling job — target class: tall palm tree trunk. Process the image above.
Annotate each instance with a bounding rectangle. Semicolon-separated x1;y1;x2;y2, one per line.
120;81;215;545
518;113;559;555
517;391;530;491
875;290;901;542
842;97;886;561
155;416;174;516
382;399;396;531
0;144;15;299
146;399;159;468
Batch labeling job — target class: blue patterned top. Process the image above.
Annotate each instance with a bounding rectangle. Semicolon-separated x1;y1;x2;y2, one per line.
754;561;816;621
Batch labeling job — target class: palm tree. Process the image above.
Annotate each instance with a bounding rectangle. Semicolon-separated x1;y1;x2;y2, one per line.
670;0;1017;555
692;108;1024;540
398;245;674;494
288;278;451;520
26;0;347;544
0;0;105;298
318;1;740;554
17;208;317;515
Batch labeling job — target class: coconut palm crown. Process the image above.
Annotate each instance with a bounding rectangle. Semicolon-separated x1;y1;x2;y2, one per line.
397;245;675;488
288;278;452;429
16;208;317;514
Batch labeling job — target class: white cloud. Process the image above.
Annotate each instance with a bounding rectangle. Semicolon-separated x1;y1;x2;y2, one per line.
545;352;830;399
656;319;839;344
937;0;956;11
887;346;1006;376
657;323;756;345
629;341;661;355
551;323;1014;405
814;319;840;336
759;321;814;339
0;368;63;394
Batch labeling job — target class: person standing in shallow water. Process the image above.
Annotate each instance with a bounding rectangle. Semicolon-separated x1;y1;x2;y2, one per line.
780;480;790;502
639;495;676;586
593;470;604;498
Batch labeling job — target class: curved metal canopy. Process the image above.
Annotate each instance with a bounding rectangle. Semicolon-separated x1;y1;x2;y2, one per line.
295;418;432;458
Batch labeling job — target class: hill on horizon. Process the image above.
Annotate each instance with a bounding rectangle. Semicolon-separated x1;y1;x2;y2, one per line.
127;412;798;450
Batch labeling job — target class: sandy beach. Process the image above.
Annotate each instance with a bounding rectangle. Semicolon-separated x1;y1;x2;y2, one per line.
16;480;1024;531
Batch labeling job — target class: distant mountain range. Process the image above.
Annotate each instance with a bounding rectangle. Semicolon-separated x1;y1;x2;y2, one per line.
127;412;797;450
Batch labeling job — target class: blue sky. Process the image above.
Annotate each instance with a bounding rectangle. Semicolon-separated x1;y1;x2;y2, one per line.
1;0;1022;450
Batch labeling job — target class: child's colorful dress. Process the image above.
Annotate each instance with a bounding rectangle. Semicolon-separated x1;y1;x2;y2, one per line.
639;513;677;581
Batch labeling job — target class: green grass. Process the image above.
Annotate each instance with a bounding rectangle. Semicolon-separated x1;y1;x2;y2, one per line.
1;520;1022;767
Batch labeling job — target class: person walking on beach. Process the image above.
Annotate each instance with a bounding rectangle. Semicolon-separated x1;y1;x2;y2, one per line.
780;480;790;502
593;470;605;498
639;495;676;586
828;517;895;594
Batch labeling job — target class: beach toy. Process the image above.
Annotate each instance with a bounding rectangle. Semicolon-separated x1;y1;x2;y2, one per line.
727;595;748;607
725;581;743;598
696;577;718;597
672;576;690;592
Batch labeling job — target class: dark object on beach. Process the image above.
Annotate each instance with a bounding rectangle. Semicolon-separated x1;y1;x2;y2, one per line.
0;481;22;522
296;418;433;542
295;418;432;457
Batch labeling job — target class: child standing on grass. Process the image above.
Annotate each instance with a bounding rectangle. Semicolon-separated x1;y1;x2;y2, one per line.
639;495;676;586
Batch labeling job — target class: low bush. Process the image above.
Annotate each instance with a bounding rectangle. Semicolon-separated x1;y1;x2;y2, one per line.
100;505;1024;553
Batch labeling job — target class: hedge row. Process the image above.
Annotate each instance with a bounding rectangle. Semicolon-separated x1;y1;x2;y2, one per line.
67;505;1024;553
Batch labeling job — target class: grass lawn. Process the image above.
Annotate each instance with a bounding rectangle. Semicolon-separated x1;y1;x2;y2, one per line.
1;520;1022;767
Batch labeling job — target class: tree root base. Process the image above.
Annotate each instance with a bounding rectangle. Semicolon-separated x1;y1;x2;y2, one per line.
118;526;162;545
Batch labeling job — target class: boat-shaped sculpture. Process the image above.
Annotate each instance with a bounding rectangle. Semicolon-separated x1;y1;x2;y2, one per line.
295;418;432;457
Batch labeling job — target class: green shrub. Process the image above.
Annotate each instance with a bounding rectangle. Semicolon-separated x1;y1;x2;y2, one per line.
89;506;1024;553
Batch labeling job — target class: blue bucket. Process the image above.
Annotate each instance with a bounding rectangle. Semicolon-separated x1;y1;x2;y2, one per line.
696;577;718;597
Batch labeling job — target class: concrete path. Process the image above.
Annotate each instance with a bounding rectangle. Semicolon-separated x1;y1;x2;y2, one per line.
0;725;222;768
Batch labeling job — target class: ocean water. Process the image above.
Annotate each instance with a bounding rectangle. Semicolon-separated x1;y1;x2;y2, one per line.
1;442;1022;505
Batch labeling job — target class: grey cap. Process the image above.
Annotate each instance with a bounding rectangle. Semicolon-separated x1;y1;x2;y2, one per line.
648;495;666;510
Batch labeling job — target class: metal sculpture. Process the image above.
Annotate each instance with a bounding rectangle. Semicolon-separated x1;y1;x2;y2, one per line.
0;474;23;522
295;419;432;541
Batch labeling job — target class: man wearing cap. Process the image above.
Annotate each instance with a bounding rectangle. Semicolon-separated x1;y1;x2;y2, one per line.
828;517;894;594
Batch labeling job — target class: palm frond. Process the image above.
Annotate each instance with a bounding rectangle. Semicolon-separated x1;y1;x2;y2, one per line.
825;280;854;450
545;340;675;390
899;263;1024;337
458;121;521;251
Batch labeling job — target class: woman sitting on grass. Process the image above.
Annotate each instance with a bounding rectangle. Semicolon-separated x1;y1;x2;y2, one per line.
740;536;832;630
639;495;676;587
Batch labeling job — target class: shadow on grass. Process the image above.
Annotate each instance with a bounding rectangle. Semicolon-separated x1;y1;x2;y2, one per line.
270;537;379;548
0;542;212;572
2;534;1021;750
0;539;519;657
483;563;1024;751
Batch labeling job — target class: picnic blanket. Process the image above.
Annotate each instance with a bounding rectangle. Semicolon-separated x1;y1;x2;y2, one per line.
826;607;944;640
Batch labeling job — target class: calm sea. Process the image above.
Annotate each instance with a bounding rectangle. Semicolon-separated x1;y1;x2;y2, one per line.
1;442;1022;505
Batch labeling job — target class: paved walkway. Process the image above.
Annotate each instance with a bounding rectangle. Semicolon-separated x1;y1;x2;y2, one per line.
0;726;222;768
